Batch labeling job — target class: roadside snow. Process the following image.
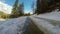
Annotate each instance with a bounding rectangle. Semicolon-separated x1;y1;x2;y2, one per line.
34;9;60;21
31;9;60;34
0;17;29;34
0;18;6;21
30;17;60;34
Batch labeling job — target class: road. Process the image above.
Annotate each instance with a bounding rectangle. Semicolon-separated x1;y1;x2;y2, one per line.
30;16;60;34
0;16;60;34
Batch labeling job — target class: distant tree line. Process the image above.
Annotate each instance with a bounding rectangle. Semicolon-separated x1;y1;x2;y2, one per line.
0;11;10;19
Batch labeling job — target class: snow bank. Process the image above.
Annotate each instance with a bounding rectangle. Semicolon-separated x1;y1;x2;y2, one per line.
34;9;60;21
0;18;6;21
33;9;60;27
30;17;60;34
31;9;60;34
0;17;29;34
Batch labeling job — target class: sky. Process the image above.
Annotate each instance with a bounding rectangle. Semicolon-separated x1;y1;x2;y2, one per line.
0;0;36;14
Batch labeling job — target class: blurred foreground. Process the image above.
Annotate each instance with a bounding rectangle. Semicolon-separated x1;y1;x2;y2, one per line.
0;10;60;34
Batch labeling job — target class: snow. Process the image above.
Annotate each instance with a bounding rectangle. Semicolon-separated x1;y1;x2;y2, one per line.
31;9;60;34
0;17;29;34
33;9;60;27
0;18;6;21
34;9;60;21
30;17;60;34
0;9;60;34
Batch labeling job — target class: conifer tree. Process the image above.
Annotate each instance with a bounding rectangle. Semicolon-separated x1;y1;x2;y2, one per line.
36;0;41;14
11;0;19;18
18;3;24;16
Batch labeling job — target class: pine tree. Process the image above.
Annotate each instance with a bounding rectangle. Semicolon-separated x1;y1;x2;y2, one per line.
36;0;42;14
42;0;48;12
11;0;19;18
18;3;24;16
59;0;60;11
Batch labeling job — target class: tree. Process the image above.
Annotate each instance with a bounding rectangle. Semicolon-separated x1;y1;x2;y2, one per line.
59;2;60;11
36;0;42;14
28;13;30;16
18;3;24;16
57;0;60;11
11;0;19;18
36;0;51;14
31;1;35;14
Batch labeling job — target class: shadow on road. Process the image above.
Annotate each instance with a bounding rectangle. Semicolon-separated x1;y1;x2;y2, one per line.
28;17;44;34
